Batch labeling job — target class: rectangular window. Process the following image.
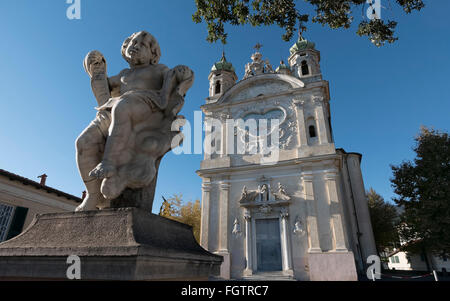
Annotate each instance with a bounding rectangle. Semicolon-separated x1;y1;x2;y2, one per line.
6;206;28;240
0;203;15;242
395;256;400;263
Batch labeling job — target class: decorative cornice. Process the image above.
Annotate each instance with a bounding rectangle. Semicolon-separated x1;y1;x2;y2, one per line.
197;153;342;177
324;172;338;181
240;199;291;209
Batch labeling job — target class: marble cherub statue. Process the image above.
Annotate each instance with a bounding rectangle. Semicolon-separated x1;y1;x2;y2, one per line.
75;30;194;211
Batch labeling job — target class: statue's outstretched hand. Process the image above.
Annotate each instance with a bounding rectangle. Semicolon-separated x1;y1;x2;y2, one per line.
84;50;107;78
173;65;194;97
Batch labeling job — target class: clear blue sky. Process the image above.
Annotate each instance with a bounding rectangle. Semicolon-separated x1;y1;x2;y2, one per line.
0;0;448;212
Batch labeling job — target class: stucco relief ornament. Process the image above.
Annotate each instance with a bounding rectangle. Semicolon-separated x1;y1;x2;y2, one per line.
293;216;305;235
75;31;194;212
293;98;307;107
272;182;291;201
312;95;324;105
243;43;274;79
238;185;259;203
243;210;251;221
279;119;298;149
242;186;248;198
232;218;242;237
259;204;272;215
280;207;289;219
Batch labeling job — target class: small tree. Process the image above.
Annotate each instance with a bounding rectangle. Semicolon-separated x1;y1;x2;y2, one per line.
193;0;425;46
159;194;202;243
367;188;399;257
390;127;450;268
159;195;180;218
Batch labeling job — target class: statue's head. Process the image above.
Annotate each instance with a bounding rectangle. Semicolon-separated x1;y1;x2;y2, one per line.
121;31;161;67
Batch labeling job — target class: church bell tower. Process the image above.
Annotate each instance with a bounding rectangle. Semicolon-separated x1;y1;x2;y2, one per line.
208;52;238;101
288;33;322;82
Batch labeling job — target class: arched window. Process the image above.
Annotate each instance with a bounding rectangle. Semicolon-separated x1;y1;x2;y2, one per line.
215;81;221;94
309;125;317;138
301;60;309;76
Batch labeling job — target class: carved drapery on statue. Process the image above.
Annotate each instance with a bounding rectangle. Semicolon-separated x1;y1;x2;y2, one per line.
75;31;194;212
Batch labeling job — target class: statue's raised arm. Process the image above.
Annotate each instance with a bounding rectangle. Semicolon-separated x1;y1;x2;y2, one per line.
83;50;111;107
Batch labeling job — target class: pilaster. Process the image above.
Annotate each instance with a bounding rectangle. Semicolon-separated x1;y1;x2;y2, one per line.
302;174;321;252
200;182;212;250
324;172;348;252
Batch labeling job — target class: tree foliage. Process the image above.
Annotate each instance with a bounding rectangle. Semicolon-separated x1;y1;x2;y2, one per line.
367;188;399;254
159;194;202;243
193;0;425;46
391;127;450;256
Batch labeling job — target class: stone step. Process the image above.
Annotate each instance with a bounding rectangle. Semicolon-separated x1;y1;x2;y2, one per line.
241;272;296;281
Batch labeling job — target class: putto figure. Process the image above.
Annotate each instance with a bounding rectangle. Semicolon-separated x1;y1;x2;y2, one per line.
76;31;194;211
272;182;291;201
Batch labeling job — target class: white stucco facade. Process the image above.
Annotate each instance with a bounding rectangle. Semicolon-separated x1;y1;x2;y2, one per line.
0;169;81;242
388;250;450;272
197;38;377;280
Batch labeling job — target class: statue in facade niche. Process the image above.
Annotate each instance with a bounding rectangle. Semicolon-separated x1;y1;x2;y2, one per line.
75;31;194;212
232;218;241;236
260;184;269;202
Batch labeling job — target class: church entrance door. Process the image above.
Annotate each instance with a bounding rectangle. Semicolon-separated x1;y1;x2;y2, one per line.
255;218;282;272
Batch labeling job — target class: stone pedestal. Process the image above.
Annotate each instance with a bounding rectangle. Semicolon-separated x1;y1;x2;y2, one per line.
0;208;222;280
308;252;358;281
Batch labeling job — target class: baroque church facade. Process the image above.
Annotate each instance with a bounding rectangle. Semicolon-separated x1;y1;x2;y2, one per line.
197;35;377;280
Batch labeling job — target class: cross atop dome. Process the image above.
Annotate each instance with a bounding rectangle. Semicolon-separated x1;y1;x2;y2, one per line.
298;25;306;40
254;43;263;52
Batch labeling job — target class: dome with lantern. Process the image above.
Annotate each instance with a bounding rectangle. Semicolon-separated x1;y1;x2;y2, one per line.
211;52;235;72
289;34;316;55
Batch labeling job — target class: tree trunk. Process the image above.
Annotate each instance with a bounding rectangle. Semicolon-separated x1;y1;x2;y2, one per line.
422;246;432;272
